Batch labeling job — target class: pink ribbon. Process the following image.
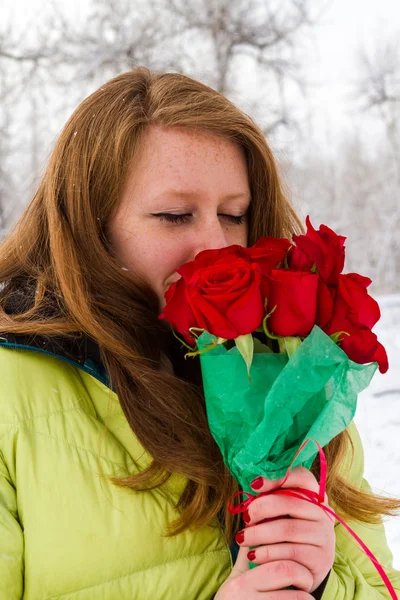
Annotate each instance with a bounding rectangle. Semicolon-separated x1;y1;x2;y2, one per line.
228;438;398;599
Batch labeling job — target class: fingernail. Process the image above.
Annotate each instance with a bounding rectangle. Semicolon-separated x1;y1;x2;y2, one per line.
250;477;264;490
243;510;251;524
247;550;256;561
235;530;245;544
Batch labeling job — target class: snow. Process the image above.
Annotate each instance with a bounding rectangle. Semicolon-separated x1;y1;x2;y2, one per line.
354;294;400;569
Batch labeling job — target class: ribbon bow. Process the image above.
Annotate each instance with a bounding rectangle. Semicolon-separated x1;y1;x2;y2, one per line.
228;438;398;599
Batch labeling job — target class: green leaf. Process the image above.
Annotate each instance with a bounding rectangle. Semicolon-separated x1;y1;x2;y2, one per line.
188;327;206;340
278;336;302;357
262;305;281;341
283;246;293;269
235;334;254;382
185;341;219;359
330;330;350;345
170;327;197;351
253;338;273;354
184;333;227;359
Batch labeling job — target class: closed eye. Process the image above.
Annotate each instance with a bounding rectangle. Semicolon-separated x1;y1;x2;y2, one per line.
152;213;247;225
153;213;191;224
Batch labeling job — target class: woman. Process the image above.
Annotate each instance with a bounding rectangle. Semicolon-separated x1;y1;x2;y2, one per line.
0;67;398;599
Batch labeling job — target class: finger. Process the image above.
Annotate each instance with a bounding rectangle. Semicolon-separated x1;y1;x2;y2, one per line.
256;592;313;600
223;571;313;600
244;492;329;526
247;542;323;572
243;559;314;593
251;466;321;495
229;544;251;579
236;517;325;547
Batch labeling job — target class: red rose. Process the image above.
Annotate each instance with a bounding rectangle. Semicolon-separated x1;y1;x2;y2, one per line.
162;276;197;343
159;247;264;342
291;216;346;285
341;328;388;374
316;279;335;328
336;273;381;329
266;270;319;337
242;236;292;296
323;274;388;373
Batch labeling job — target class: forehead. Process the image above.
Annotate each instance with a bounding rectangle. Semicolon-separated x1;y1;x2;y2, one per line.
145;125;244;163
126;125;250;194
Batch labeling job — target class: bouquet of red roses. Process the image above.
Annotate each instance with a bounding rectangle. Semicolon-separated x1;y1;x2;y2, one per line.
159;216;395;595
159;216;387;488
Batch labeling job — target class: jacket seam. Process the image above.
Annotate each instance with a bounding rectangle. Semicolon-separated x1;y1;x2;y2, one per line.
46;548;229;598
0;413;136;472
0;401;86;427
0;398;120;433
18;425;135;472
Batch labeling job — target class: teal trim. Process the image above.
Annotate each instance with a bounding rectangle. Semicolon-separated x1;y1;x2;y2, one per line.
0;340;109;388
230;542;239;565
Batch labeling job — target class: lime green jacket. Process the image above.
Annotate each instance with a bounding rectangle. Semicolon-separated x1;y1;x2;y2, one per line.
0;345;399;599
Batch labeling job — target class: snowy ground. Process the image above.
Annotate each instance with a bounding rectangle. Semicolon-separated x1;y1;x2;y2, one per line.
354;294;400;569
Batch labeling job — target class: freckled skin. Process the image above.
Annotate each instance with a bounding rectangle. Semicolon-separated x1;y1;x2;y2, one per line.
108;126;251;310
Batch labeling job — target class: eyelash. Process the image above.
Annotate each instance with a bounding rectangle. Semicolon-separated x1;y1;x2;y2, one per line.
154;213;246;225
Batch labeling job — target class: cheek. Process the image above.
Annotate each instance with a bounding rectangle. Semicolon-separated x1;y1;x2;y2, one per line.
227;225;248;248
125;236;186;297
109;218;187;300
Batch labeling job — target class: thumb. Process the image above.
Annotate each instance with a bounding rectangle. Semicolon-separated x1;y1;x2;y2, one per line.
228;544;250;580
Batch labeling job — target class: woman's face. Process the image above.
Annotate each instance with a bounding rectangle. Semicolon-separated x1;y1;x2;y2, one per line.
108;125;251;310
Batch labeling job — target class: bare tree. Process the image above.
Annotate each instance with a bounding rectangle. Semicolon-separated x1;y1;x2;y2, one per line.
0;22;40;231
288;130;400;293
0;73;14;235
352;38;400;292
37;0;186;93
355;38;400;177
356;39;400;110
40;0;318;136
0;14;66;229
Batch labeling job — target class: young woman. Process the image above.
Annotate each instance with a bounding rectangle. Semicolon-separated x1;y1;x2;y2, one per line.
0;67;398;600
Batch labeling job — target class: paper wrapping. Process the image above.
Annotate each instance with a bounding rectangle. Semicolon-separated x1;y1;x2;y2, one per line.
198;325;377;492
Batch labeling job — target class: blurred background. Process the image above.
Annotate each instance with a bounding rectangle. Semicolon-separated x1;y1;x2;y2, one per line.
1;0;399;566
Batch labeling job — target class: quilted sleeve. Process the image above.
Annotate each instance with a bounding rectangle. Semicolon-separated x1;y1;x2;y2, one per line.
0;447;24;599
321;422;400;599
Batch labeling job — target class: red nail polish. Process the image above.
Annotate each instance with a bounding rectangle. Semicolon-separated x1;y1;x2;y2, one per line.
250;476;264;490
247;550;256;561
243;510;251;524
235;530;245;544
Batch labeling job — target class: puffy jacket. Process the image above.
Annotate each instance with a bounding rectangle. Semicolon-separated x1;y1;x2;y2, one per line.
0;338;399;599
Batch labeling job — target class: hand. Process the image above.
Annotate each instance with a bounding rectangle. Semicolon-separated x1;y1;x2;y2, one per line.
215;467;335;599
214;545;315;599
240;467;335;593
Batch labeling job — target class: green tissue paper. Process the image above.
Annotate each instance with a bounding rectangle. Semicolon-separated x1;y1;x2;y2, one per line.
198;325;377;492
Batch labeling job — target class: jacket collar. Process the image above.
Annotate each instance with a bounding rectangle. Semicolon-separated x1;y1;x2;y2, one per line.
0;285;108;386
0;331;109;387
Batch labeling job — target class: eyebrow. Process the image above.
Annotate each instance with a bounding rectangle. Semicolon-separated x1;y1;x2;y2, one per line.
153;190;251;202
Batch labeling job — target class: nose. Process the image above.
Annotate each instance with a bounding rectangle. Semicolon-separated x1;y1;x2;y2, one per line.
189;216;230;259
